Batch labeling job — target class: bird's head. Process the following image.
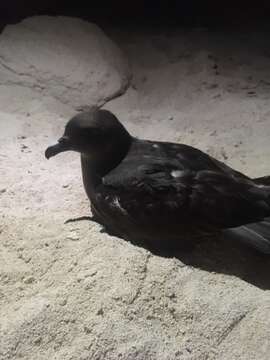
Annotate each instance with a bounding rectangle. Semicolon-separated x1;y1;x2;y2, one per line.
45;108;132;163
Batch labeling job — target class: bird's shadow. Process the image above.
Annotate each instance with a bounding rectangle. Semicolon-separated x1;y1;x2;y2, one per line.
127;234;270;290
147;235;270;290
65;216;270;290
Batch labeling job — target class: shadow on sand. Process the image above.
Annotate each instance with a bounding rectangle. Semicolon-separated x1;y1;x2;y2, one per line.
65;216;270;290
140;233;270;291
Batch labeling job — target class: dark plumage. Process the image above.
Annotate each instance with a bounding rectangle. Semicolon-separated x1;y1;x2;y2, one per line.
45;108;270;254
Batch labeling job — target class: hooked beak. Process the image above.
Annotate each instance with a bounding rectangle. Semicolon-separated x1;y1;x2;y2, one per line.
45;136;71;159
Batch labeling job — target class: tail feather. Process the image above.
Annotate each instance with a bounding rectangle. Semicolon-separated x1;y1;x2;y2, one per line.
224;218;270;254
222;175;270;253
253;175;270;186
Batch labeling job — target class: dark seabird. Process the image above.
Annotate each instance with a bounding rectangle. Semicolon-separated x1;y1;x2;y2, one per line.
45;108;270;254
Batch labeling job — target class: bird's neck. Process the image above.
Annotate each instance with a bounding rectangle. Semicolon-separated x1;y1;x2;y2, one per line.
80;135;133;196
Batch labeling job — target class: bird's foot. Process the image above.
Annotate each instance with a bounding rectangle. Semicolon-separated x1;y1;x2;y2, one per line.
64;215;98;224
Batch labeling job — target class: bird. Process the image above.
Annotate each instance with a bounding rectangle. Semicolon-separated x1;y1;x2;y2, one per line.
45;108;270;254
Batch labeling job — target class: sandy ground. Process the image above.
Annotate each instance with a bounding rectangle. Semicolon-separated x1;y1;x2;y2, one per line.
1;17;270;360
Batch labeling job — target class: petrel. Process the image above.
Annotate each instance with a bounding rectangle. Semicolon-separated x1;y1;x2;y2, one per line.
45;108;270;254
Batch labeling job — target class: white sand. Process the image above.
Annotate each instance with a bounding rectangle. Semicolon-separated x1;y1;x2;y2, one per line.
1;17;270;360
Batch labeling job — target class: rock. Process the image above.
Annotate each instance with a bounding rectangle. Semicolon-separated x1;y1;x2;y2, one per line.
0;16;131;108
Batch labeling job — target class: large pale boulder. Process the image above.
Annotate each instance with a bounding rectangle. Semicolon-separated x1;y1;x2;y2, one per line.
0;16;131;108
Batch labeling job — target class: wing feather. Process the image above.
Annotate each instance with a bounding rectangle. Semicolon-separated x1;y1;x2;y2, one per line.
101;160;270;229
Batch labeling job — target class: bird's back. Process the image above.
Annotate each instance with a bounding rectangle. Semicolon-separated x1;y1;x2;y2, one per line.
105;138;249;182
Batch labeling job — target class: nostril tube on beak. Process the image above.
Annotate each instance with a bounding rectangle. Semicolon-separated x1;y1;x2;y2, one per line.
58;136;69;144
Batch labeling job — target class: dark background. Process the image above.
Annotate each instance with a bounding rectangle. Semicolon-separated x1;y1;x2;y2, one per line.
1;1;270;29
